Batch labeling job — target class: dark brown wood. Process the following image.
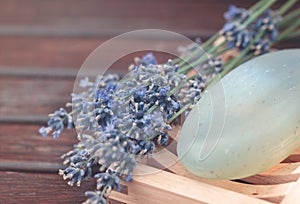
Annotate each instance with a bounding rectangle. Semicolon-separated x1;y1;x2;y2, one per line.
0;36;298;78
0;77;73;119
0;0;297;38
0;124;76;171
0;171;123;204
0;0;259;38
0;36;103;68
0;36;180;70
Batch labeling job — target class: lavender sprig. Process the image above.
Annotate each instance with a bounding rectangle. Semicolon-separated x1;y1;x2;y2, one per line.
42;53;209;203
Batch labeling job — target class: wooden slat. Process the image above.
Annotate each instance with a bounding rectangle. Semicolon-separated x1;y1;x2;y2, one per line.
0;66;78;79
0;169;272;204
241;173;300;185
148;147;295;204
281;178;300;204
0;0;260;38
0;77;73;119
282;147;300;163
0;124;75;172
0;0;298;39
242;163;300;184
0;171;122;204
0;36;180;71
0;36;298;75
125;164;272;204
0;36;104;68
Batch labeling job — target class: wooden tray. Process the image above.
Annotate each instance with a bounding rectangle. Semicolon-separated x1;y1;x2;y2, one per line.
109;126;300;204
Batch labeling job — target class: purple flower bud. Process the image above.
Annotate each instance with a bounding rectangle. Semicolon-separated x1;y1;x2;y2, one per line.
141;53;158;66
123;173;132;182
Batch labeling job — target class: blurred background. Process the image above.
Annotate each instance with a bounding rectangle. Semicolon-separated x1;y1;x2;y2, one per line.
0;1;299;203
1;0;231;72
0;0;298;76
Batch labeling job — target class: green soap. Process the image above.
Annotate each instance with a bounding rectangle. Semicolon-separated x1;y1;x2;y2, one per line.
177;49;300;180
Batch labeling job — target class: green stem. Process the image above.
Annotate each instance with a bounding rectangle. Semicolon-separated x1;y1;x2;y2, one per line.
286;29;300;38
146;104;157;114
279;8;300;28
176;34;219;67
208;31;265;89
213;47;230;57
243;0;277;28
200;33;220;50
168;103;191;123
278;0;298;15
249;0;269;12
168;83;184;96
101;169;120;197
238;53;254;66
178;40;226;74
278;18;300;41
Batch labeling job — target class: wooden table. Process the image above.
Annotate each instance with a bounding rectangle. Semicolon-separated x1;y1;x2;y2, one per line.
0;1;299;203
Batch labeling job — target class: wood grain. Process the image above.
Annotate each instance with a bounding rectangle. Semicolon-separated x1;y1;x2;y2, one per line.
0;124;75;172
0;77;73;119
0;171;123;204
281;178;300;204
0;0;297;39
0;36;179;71
0;0;258;38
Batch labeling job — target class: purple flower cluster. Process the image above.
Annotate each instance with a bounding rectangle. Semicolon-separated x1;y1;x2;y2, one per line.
224;5;250;22
39;108;72;138
221;5;281;55
40;53;204;203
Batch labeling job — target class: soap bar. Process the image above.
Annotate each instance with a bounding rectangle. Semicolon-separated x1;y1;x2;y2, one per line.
177;49;300;180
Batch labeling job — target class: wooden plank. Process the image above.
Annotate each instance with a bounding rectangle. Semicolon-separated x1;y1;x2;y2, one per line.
0;36;180;69
0;36;105;68
125;164;272;204
0;169;271;204
0;77;73;119
0;171;123;204
0;0;298;39
149;148;294;203
281;178;300;204
0;124;76;172
282;147;300;163
241;163;300;185
0;66;78;79
0;36;298;78
0;0;260;38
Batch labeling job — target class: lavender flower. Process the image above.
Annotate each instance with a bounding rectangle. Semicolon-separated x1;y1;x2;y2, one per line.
39;108;69;138
84;191;108;204
221;5;281;55
224;4;250;23
141;52;158;65
254;10;281;41
250;39;271;56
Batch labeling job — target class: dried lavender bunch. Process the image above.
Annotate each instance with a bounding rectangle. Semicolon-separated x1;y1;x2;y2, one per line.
40;52;212;203
39;1;300;203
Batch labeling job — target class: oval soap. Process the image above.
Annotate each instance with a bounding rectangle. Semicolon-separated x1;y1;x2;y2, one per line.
177;49;300;180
